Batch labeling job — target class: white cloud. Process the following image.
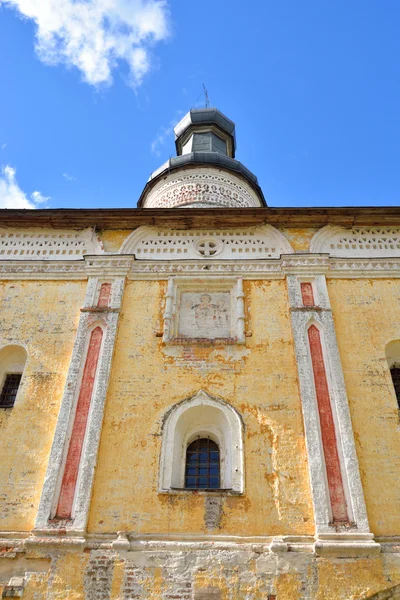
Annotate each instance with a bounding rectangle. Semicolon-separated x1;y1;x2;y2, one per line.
151;110;183;156
31;190;50;204
1;143;7;150
63;172;76;181
0;165;51;209
151;124;173;157
0;0;170;87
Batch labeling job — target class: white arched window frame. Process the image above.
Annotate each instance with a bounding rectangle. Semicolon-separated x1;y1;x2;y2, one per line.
0;344;28;407
159;390;244;493
385;340;400;409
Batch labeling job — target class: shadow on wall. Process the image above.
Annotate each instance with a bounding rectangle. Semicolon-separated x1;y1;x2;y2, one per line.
367;584;400;599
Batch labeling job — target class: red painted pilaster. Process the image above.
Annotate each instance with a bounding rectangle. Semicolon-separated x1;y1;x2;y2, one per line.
97;283;112;308
308;325;349;523
56;326;103;519
301;282;315;307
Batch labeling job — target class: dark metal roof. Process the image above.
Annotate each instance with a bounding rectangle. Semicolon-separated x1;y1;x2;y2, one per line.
174;108;236;153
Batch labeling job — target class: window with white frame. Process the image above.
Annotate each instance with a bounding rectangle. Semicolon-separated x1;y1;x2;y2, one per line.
159;390;244;493
0;345;27;408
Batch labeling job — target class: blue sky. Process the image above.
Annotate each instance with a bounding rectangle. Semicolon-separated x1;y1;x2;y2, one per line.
0;0;399;209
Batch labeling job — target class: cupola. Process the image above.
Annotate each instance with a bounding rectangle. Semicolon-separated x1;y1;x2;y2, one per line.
138;107;266;209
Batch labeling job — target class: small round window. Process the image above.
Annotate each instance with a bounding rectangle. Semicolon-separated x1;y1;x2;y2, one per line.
194;238;223;258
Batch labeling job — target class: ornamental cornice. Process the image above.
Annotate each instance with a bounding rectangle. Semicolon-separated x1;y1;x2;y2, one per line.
1;254;400;280
84;256;134;277
0;260;87;280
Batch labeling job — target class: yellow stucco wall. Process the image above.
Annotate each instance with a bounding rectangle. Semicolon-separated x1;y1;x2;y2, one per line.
328;278;400;536
0;280;85;531
88;278;314;536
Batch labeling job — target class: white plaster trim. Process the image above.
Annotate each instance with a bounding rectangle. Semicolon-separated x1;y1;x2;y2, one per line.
310;225;400;257
0;227;103;260
1;254;400;281
4;532;385;557
119;225;294;259
35;276;125;532
159;390;244;494
287;274;373;540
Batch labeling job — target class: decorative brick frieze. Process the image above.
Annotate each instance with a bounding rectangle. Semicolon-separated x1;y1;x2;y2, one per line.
141;168;262;209
35;275;126;533
0;227;103;260
119;225;293;259
311;225;400;257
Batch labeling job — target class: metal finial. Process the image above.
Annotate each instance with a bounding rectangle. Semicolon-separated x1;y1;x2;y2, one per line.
202;83;210;108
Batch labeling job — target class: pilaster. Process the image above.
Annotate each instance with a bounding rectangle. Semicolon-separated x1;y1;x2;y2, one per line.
285;261;380;556
34;258;131;534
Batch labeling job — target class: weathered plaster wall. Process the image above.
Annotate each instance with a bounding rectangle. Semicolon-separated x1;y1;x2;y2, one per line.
99;230;131;253
279;228;319;252
88;279;314;536
328;278;400;535
3;546;400;599
0;280;86;531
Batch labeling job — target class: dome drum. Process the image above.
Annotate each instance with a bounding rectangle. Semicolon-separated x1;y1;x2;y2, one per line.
141;167;263;209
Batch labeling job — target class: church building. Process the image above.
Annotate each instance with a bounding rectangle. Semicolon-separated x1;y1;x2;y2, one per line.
1;108;400;599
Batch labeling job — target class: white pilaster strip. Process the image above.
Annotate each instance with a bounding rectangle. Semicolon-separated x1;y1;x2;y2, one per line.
35;266;129;533
286;272;380;555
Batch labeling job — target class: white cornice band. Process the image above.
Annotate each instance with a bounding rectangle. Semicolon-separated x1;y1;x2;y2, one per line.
1;254;400;280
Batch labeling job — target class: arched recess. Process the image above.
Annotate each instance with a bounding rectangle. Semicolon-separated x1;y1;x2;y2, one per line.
310;225;400;257
159;390;244;493
385;340;400;409
0;345;27;407
119;225;293;259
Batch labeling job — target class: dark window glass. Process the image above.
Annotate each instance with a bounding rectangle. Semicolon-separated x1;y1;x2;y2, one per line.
185;438;220;489
0;373;22;408
391;367;400;408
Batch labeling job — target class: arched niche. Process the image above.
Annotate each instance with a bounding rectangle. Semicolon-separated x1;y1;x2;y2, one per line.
159;390;244;493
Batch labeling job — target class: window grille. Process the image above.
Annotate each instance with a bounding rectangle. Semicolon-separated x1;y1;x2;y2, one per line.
185;438;220;489
0;373;22;408
391;367;400;409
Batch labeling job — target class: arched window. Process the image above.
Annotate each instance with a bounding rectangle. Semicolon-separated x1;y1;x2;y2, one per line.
0;345;27;408
385;341;400;409
185;438;220;489
159;390;244;494
390;366;400;408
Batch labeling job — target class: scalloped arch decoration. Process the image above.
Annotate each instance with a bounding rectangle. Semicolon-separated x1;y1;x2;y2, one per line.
119;225;293;260
0;227;103;260
310;225;400;257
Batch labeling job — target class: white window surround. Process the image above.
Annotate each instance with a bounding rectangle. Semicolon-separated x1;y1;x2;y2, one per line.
162;277;246;344
385;340;400;369
159;390;244;494
0;344;27;406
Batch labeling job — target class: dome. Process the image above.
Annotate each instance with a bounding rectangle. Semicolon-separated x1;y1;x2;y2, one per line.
138;108;266;209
